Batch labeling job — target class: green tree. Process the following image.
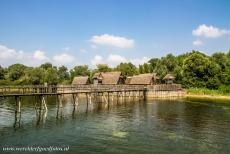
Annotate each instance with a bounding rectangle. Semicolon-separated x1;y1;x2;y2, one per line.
182;52;221;89
148;58;159;72
96;64;111;72
7;64;27;81
25;67;45;85
116;62;137;76
44;68;58;85
58;65;69;81
138;65;144;74
70;65;90;80
40;62;53;70
0;65;5;80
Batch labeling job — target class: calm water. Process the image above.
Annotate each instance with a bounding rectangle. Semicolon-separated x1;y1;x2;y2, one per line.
0;96;230;154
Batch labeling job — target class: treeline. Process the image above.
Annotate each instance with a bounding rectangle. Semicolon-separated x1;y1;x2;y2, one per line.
0;50;230;91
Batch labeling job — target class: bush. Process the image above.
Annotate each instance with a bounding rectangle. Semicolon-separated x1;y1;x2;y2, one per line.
219;85;230;94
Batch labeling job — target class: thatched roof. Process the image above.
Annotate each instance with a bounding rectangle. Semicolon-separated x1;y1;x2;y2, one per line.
102;72;123;84
93;71;123;84
163;74;175;80
125;77;132;84
129;73;159;85
72;76;90;85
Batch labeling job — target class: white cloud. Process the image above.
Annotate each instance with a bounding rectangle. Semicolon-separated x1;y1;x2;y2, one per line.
0;45;50;66
0;45;17;59
90;55;103;66
90;34;134;48
192;24;230;38
130;57;150;66
53;53;75;64
90;54;149;67
33;50;48;61
107;54;127;63
193;39;203;46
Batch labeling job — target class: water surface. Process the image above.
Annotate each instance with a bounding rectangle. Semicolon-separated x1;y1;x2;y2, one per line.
0;96;230;154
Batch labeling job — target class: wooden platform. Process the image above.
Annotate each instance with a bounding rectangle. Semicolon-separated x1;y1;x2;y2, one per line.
0;85;146;97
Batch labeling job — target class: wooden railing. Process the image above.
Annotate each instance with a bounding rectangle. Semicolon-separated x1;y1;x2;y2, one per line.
0;85;146;96
0;84;183;97
147;84;182;91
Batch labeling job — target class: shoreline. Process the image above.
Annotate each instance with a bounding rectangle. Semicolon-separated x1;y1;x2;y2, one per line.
185;93;230;101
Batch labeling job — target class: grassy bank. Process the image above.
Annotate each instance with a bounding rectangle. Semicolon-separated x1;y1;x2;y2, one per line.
186;87;230;100
187;87;230;96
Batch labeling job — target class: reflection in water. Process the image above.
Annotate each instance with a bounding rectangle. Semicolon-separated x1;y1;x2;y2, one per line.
36;109;47;126
1;96;230;154
14;110;22;128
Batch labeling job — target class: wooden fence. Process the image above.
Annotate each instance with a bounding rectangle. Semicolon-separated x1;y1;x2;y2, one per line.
147;84;182;91
0;85;146;97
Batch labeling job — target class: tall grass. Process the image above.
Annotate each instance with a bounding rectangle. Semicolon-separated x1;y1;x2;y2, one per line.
187;86;230;96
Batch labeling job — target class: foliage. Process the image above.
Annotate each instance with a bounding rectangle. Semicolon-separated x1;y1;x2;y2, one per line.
7;64;27;81
187;87;230;96
40;62;53;70
70;65;90;81
25;67;45;85
0;49;230;92
0;65;5;80
96;64;111;72
44;67;58;85
115;62;137;76
58;65;69;81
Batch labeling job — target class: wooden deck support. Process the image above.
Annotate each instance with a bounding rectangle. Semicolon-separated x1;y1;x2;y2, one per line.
14;96;22;128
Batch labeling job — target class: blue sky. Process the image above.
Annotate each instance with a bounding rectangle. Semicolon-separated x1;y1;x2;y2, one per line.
0;0;230;68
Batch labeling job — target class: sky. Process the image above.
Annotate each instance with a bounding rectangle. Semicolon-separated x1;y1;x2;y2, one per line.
0;0;230;68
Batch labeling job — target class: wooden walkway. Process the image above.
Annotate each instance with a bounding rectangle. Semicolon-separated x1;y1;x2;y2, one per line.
0;85;146;97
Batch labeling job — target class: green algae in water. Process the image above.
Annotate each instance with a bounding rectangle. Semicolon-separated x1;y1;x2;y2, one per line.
112;131;128;138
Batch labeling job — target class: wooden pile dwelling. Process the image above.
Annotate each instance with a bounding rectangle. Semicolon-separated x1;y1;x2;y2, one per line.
72;76;90;85
128;73;160;85
163;74;175;84
92;71;125;85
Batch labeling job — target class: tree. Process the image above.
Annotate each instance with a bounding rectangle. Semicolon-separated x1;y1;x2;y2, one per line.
138;65;144;74
58;65;69;81
212;52;229;71
96;64;111;72
116;62;137;76
148;58;159;72
44;68;58;85
70;65;90;80
7;64;27;81
25;67;45;85
161;53;177;72
182;52;221;89
138;63;150;74
0;65;5;80
40;62;53;70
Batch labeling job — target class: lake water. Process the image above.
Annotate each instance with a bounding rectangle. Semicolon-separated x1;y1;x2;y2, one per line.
0;96;230;154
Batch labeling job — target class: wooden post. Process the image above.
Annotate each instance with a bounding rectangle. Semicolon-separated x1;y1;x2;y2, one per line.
107;92;110;108
86;93;89;110
15;96;21;113
73;93;79;107
58;94;63;108
56;94;63;119
117;92;119;104
41;95;48;110
14;96;22;128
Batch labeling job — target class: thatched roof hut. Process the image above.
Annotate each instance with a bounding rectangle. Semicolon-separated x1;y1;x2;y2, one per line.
125;77;132;84
129;73;159;85
163;74;175;84
72;76;90;85
93;72;124;85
